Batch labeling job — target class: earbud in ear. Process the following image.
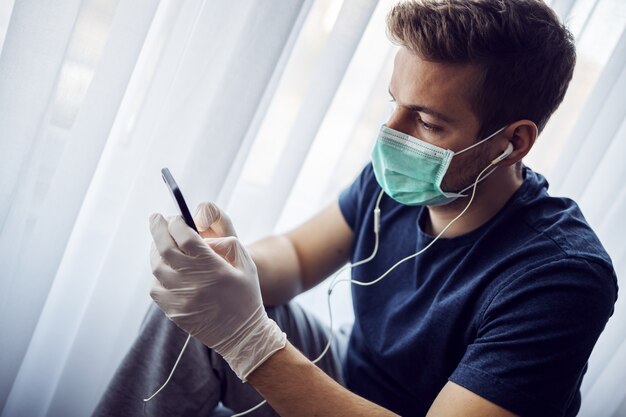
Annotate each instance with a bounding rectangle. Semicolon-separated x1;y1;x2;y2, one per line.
491;142;514;164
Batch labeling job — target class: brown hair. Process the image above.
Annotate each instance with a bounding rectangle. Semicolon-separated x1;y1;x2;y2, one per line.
387;0;576;138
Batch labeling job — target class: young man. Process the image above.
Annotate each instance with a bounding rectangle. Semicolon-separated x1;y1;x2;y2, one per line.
93;1;617;416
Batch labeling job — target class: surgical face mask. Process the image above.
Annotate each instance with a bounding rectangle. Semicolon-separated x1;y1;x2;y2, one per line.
371;124;506;206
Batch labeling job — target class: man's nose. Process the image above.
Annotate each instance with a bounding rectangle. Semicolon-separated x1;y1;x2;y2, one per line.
385;106;413;135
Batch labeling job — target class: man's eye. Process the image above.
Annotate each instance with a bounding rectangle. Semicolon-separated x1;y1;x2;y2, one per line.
419;119;441;133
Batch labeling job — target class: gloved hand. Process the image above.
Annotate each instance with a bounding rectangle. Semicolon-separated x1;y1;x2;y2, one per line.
193;201;238;238
148;211;286;381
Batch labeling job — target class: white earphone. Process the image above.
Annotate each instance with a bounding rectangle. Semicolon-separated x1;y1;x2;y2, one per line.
491;142;514;164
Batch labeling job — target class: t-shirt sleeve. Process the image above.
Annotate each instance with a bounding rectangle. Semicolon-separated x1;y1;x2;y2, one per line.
338;163;374;231
449;257;617;417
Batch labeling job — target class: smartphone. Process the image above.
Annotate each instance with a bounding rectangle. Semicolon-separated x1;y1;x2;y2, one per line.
160;167;199;233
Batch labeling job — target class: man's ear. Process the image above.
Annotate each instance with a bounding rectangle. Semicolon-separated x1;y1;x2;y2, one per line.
499;120;538;167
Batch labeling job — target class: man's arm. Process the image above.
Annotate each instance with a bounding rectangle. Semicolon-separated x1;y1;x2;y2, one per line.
247;343;518;417
247;201;354;306
247;342;399;417
426;382;518;417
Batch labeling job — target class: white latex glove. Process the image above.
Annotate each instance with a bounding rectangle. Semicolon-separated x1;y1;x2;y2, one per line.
193;201;238;238
148;212;286;381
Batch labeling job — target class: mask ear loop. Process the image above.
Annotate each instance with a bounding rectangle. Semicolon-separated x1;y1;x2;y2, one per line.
455;125;507;156
455;142;514;196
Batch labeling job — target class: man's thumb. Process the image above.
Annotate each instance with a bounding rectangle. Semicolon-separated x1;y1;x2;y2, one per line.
193;202;237;237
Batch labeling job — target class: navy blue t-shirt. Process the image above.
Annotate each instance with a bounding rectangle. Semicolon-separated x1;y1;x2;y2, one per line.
338;163;617;417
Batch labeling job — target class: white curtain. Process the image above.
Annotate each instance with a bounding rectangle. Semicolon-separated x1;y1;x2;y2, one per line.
0;0;310;415
0;0;624;416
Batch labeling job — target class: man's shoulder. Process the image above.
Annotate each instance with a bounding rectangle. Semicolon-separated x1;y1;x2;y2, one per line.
511;168;613;268
486;170;618;306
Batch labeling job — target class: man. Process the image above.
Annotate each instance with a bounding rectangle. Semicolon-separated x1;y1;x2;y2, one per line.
93;1;617;416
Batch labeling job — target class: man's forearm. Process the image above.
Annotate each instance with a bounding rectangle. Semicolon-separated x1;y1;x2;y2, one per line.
247;342;399;417
247;235;303;306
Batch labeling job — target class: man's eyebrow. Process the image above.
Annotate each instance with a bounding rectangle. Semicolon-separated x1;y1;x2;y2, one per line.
388;88;453;124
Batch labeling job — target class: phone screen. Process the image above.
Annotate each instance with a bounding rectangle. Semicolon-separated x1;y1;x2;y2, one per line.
160;168;199;233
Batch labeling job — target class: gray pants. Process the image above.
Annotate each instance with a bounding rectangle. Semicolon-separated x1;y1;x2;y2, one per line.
92;302;350;417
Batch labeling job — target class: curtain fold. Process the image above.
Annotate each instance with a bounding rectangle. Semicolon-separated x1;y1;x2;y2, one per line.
550;28;626;199
264;0;379;219
225;0;379;243
0;0;161;414
0;0;82;230
548;0;577;21
0;0;307;416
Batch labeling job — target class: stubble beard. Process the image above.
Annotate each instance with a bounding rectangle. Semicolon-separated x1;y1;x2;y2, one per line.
436;150;494;212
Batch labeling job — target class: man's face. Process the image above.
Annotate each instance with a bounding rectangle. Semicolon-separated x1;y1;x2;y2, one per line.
387;47;500;193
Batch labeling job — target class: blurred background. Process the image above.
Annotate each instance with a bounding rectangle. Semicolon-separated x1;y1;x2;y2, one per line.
0;0;624;415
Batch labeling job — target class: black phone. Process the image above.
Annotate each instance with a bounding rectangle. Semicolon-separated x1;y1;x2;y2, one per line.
160;168;199;233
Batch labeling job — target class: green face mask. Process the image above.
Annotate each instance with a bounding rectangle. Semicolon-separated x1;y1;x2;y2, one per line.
371;124;506;206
